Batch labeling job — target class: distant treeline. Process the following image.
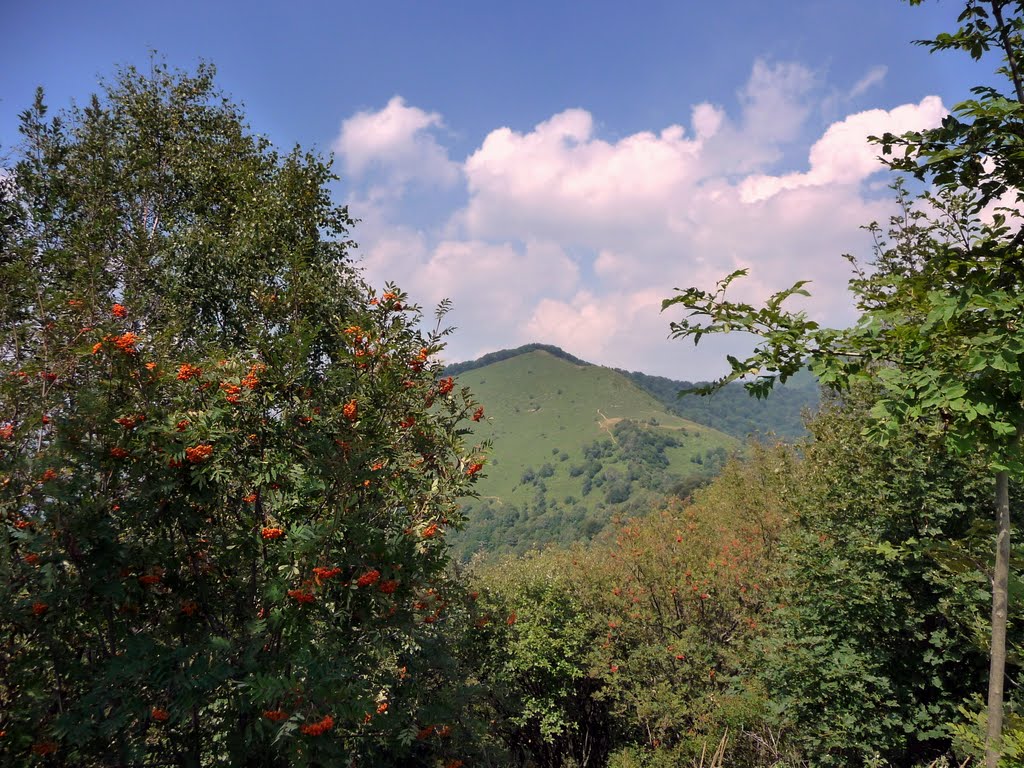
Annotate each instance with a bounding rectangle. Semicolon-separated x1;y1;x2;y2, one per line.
618;368;820;439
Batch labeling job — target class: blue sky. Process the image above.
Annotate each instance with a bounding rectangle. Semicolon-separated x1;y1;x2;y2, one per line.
0;1;994;377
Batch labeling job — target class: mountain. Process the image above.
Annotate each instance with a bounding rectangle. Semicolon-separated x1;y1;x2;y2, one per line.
445;343;820;440
617;367;819;440
443;343;593;376
449;348;738;559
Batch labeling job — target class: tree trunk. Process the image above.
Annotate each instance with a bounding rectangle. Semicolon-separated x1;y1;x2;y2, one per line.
986;469;1011;768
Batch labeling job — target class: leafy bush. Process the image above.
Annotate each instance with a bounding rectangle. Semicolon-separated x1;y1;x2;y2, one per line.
759;390;1010;766
466;448;797;766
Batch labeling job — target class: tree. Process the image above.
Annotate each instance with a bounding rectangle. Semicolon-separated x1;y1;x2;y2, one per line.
663;3;1024;765
0;61;485;766
760;386;998;765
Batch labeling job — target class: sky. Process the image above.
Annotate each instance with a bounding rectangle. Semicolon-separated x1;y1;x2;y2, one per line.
0;1;995;379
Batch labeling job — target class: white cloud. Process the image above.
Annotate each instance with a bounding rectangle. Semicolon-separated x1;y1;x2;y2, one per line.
344;61;951;378
525;288;667;371
691;103;725;141
360;234;580;362
333;96;459;188
849;65;888;99
738;59;817;145
738;96;947;203
454;59;830;254
458;107;704;250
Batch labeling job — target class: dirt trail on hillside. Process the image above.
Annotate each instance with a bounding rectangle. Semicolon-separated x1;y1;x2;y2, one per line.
596;409;620;444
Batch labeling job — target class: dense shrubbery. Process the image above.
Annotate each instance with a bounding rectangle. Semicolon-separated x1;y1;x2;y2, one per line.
465;447;797;766
762;391;1007;766
464;391;1022;767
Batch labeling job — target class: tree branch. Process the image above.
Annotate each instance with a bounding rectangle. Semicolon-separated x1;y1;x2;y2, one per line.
992;0;1024;102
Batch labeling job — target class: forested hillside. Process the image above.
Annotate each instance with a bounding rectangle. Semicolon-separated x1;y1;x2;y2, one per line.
619;367;819;439
449;349;736;558
463;388;1009;767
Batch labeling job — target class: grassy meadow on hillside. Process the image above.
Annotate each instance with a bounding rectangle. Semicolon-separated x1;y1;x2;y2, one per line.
451;349;737;557
446;343;821;440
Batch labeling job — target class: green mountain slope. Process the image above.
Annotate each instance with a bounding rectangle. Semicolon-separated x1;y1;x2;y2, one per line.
444;343;593;376
452;349;737;559
619;367;820;439
445;343;820;439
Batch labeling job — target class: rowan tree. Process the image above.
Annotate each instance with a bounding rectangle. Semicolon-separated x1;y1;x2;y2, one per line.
0;61;485;767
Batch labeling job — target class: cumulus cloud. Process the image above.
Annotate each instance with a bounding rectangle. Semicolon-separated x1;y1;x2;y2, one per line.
691;103;725;141
738;59;818;146
454;59;832;254
360;233;580;362
457;107;709;253
525;288;670;371
739;96;947;202
333;96;459;188
343;61;950;377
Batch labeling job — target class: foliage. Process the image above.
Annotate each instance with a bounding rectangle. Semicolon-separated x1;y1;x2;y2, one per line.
662;3;1024;763
461;389;1020;767
465;551;612;767
0;62;484;766
662;175;1024;473
760;389;1008;767
465;448;797;766
950;704;1024;767
617;368;819;440
888;0;1024;209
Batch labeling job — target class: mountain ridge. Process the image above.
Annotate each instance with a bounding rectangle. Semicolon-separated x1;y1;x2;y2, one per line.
447;343;819;439
444;343;593;376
